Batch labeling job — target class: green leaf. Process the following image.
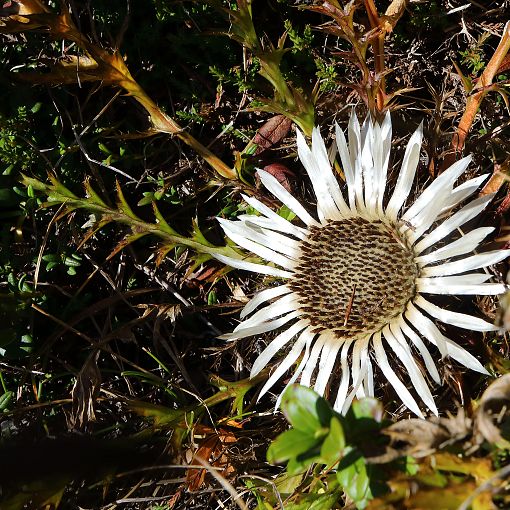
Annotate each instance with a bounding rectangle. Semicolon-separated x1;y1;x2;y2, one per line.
320;416;345;466
337;447;372;509
267;428;319;464
0;391;13;410
280;385;333;435
352;398;383;421
115;181;140;220
285;491;341;510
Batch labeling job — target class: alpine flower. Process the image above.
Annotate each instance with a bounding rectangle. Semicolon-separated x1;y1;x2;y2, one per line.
216;112;509;417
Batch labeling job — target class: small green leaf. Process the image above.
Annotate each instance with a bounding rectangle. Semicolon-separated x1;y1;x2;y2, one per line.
0;391;13;411
284;493;337;510
137;192;154;207
64;256;81;267
405;456;419;476
280;385;333;434
337;447;372;509
352;398;383;421
278;204;296;222
207;290;217;305
267;428;319;464
320;416;345;466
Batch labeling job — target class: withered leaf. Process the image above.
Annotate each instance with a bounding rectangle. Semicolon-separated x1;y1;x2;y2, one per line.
260;163;295;193
378;410;472;461
475;374;510;447
68;350;101;431
252;115;292;155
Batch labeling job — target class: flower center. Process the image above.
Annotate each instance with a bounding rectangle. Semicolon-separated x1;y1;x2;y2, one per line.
289;217;419;339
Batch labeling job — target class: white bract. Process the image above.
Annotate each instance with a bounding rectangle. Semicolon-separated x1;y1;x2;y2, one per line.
216;111;509;418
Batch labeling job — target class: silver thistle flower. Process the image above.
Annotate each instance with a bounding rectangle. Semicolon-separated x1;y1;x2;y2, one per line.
216;112;509;418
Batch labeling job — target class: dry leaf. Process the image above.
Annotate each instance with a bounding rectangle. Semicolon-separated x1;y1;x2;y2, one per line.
252;115;292;155
377;410;472;461
68;350;101;431
186;428;238;491
475;374;510;447
260;163;295;193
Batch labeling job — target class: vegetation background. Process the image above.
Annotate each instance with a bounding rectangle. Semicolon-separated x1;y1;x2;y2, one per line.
0;0;510;508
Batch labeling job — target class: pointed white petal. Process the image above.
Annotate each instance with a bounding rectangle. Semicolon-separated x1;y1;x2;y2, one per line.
296;130;335;222
237;214;306;240
220;310;300;340
311;127;351;217
416;227;494;266
314;334;343;395
220;221;295;269
364;356;375;397
422;250;510;277
396;319;441;384
404;183;453;242
258;170;319;227
333;339;353;413
415;295;500;332
236;293;299;330
385;122;423;220
372;331;424;418
352;337;369;399
275;328;315;408
240;285;291;319
241;194;308;239
441;174;490;212
415;194;494;254
370;122;382;205
417;279;506;295
403;155;472;223
255;324;310;398
221;217;300;259
377;111;392;214
348;112;365;210
361;120;376;214
420;273;493;285
341;338;369;414
383;324;438;415
214;253;293;278
335;122;356;209
446;338;489;374
300;335;327;387
405;302;448;357
251;319;308;378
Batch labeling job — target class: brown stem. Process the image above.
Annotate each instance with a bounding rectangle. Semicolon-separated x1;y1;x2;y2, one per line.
445;22;510;168
363;0;386;114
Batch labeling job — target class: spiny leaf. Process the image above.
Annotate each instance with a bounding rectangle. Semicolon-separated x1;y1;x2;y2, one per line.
115;181;141;221
152;203;178;235
191;219;215;248
108;232;150;261
84;180;108;208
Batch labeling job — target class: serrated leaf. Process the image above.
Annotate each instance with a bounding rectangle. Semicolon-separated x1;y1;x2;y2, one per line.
452;60;473;93
108;232;149;260
155;244;177;266
115;181;140;220
191;219;214;247
152;203;178;235
83;180;108;207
